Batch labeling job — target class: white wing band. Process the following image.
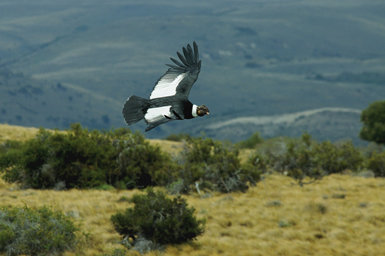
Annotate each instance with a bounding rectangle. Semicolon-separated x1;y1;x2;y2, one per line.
150;73;186;99
192;104;198;117
145;106;172;123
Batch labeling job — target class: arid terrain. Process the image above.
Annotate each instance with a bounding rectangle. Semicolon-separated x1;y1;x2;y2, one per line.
1;124;385;255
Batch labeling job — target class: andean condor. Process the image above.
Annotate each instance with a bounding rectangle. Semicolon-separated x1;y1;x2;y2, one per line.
122;42;209;131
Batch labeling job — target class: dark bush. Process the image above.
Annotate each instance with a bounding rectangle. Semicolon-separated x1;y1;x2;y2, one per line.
164;133;191;142
111;189;204;247
102;249;128;256
178;137;260;193
360;100;385;144
0;140;22;155
366;151;385;177
0;206;77;256
0;124;177;189
259;133;363;185
244;152;267;173
0;140;24;181
279;133;322;185
1;124;114;188
313;141;363;174
237;132;263;149
113;132;179;188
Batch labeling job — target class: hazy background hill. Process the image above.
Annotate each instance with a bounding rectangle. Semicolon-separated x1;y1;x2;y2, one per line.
1;0;385;144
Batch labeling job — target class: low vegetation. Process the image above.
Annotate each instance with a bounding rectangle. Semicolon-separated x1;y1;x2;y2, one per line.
0;125;260;192
0;206;77;256
251;133;364;185
0;124;177;190
360;100;385;144
236;131;263;149
174;137;261;194
111;189;204;252
1;173;385;256
1;122;385;255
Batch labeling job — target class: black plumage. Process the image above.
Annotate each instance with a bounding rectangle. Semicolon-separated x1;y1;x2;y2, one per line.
122;42;209;132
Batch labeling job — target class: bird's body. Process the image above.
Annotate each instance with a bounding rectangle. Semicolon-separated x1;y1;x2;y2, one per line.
123;42;209;131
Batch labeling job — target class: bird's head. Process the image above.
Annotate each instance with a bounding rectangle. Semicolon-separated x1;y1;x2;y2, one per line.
197;105;210;117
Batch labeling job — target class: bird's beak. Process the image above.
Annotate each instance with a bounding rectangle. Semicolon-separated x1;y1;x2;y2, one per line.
207;112;210;115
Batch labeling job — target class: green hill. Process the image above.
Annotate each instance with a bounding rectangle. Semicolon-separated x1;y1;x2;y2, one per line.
1;0;385;142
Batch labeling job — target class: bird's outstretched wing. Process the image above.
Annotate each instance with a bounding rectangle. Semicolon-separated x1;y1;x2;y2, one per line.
150;41;201;99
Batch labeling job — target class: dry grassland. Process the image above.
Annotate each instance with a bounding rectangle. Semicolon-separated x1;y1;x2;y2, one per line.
1;174;385;256
148;139;184;157
0;124;40;142
1;124;385;255
0;124;184;156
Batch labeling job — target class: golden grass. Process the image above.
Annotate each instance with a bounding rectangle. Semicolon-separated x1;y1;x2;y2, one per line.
148;139;184;157
2;124;385;255
0;124;40;142
0;124;184;157
0;124;249;162
1;174;385;255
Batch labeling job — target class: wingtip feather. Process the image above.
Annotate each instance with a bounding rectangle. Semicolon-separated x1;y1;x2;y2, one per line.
193;41;199;63
185;45;194;65
167;42;201;70
177;51;188;66
170;57;184;68
182;47;190;64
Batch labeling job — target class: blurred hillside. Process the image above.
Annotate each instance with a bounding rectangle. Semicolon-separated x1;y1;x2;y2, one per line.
1;0;385;143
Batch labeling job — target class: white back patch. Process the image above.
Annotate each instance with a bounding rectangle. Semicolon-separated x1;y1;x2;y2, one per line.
150;73;186;99
145;106;172;123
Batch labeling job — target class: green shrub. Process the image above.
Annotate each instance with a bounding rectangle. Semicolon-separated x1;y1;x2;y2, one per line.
0;206;77;256
360;100;385;144
258;133;363;185
178;137;259;193
237;132;263;149
0;124;177;189
0;140;24;182
102;248;128;256
366;151;385;177
113;132;179;188
313;141;363;174
164;133;191;142
280;133;322;185
0;140;22;155
245;152;268;173
111;189;204;248
1;125;115;188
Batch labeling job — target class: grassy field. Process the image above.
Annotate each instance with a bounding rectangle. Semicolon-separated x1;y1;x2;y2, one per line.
1;173;385;255
0;123;40;142
1;124;385;255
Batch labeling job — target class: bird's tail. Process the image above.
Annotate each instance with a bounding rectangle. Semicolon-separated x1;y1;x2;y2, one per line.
122;95;149;125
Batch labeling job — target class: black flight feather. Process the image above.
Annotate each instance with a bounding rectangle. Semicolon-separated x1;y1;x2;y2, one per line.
187;44;193;57
177;51;189;66
193;41;199;63
182;47;191;65
165;64;184;72
185;45;194;65
169;57;185;68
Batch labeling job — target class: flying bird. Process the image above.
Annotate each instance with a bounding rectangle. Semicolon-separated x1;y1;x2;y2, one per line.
122;42;209;131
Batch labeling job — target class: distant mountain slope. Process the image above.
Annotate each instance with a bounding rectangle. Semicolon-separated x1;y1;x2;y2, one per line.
0;68;122;129
208;108;361;129
202;108;365;144
1;0;385;143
